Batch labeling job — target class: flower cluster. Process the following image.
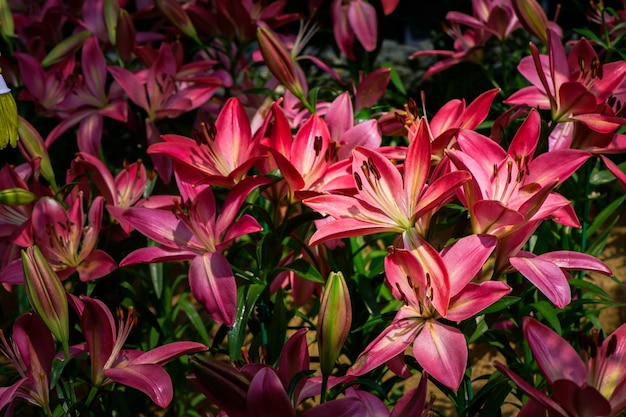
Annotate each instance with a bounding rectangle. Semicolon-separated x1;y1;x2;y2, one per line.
0;0;625;416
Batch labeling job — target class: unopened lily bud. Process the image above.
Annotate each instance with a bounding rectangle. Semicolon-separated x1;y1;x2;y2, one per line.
155;0;199;43
511;0;550;44
0;187;36;205
257;27;305;100
0;71;17;149
17;117;56;188
318;271;352;376
116;9;136;63
41;30;90;67
0;0;15;41
21;246;70;352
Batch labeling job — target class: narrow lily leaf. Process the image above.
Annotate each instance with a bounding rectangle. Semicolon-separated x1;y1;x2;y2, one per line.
277;259;324;284
41;31;90;67
179;297;212;347
228;284;265;361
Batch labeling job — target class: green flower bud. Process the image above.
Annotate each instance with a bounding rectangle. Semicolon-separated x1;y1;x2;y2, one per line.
318;271;352;376
0;187;36;205
21;246;70;352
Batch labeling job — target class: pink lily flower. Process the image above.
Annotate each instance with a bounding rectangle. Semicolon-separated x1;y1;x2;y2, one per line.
44;36;128;155
69;152;152;235
348;234;510;390
74;295;207;408
0;313;54;415
446;109;589;238
325;92;382;161
509;250;612;308
304;117;471;245
108;42;222;180
120;176;268;325
505;29;626;149
496;317;626;417
190;329;364;417
258;102;353;202
446;0;521;41
149;97;264;188
331;0;378;60
14;52;74;114
410;23;491;79
3;194;118;283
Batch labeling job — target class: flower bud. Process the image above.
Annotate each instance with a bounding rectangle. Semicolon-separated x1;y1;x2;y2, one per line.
155;0;199;43
318;271;352;376
257;27;305;99
21;246;69;351
17;117;56;188
511;0;550;44
0;71;17;149
41;30;90;67
116;9;136;63
0;0;15;41
0;187;36;205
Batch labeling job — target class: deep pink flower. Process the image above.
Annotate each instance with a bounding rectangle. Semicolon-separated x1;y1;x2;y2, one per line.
348;234;510;390
74;296;207;408
121;177;268;325
496;317;626;417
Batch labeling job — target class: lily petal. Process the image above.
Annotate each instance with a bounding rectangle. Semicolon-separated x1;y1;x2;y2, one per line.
189;252;237;326
105;363;173;408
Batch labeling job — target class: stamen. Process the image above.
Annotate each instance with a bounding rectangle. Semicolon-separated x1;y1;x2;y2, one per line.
313;136;323;156
354;172;363;190
605;335;617;357
506;161;513;184
368;158;381;180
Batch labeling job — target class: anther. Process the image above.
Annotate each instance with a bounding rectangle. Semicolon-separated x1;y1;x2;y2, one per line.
354;172;363;190
368;158;381;180
313;136;323;156
606;335;617;357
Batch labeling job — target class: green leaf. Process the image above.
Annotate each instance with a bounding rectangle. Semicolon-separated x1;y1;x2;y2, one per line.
530;301;561;334
228;283;265;360
586;194;626;236
466;315;489;344
590;161;626;185
277;259;324;284
179;296;212;346
308;86;321;109
478;296;521;315
381;62;406;95
148;241;164;299
568;278;610;298
267;288;288;364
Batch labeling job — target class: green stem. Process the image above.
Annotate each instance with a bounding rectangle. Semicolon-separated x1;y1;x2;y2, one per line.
84;386;99;408
320;373;328;404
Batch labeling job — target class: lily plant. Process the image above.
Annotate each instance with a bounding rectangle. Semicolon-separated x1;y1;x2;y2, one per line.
496;317;626;417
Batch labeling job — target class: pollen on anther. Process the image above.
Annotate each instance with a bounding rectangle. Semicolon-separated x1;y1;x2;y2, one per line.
354;172;363;190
